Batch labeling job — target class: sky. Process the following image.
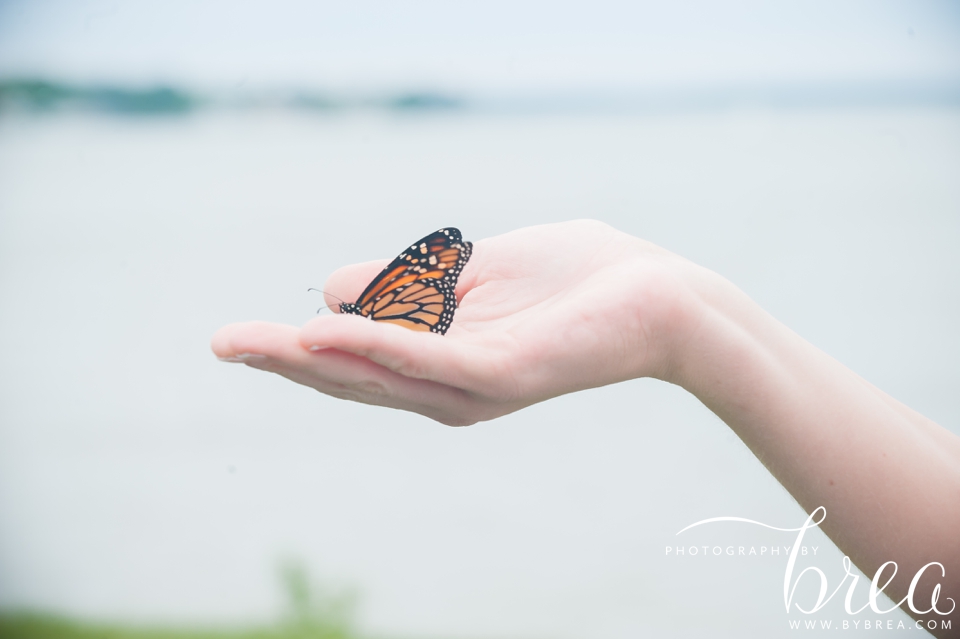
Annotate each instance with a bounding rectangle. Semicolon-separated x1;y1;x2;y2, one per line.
0;0;959;93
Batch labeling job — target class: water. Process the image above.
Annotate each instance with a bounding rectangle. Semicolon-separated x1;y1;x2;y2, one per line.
1;108;958;638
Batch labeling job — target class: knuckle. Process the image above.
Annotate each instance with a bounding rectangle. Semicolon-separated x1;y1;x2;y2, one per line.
349;379;389;397
329;389;362;403
325;378;390;404
394;358;427;379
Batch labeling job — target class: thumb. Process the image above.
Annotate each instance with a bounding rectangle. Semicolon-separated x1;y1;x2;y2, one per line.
321;259;390;310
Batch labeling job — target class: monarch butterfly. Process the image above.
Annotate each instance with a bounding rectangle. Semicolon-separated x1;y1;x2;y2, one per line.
338;227;472;335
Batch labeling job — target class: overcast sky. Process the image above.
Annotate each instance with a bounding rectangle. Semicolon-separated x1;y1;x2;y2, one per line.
1;0;958;92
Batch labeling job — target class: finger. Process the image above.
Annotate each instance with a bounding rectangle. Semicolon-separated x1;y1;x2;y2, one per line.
256;350;492;426
211;321;495;424
298;314;514;400
211;321;304;361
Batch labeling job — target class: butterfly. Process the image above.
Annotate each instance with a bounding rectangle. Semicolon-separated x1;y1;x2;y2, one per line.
337;228;472;335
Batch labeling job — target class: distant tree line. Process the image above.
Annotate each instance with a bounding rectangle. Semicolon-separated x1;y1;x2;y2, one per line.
0;78;463;116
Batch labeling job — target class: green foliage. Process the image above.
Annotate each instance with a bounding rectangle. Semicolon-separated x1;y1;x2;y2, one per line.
0;563;361;639
0;78;464;115
388;93;461;110
278;560;358;639
0;79;194;114
0;608;357;639
0;79;72;109
0;613;285;638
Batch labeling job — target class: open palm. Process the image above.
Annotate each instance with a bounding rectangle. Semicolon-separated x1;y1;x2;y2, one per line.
212;220;692;425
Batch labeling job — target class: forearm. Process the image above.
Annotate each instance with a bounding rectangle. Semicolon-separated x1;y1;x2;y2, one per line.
665;264;960;625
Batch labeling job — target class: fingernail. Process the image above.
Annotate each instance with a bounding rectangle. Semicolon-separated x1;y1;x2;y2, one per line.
218;356;244;363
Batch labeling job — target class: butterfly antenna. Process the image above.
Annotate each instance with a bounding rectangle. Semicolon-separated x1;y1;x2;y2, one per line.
307;288;346;314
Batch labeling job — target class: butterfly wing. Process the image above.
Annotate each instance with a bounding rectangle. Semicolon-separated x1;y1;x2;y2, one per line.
340;228;472;334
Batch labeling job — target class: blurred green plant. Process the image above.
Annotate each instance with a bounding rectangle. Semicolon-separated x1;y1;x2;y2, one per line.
0;562;363;639
0;615;373;638
278;559;358;639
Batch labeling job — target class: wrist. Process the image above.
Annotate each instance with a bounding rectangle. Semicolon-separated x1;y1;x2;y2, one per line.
642;253;773;397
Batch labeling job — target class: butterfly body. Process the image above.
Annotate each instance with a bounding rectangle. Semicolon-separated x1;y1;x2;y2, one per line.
339;228;472;334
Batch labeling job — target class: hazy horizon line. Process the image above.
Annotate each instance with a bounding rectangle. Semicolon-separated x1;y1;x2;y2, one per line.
1;76;958;116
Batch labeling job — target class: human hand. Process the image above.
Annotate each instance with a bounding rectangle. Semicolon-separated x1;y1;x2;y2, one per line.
211;220;701;425
213;220;960;624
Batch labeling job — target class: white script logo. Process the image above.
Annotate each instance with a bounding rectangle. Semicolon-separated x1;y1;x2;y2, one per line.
673;507;955;617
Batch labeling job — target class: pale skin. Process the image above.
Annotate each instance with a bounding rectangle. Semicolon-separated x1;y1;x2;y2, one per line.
212;220;960;636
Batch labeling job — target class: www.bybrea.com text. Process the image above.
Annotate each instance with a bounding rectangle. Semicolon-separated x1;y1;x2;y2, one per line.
787;618;951;631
